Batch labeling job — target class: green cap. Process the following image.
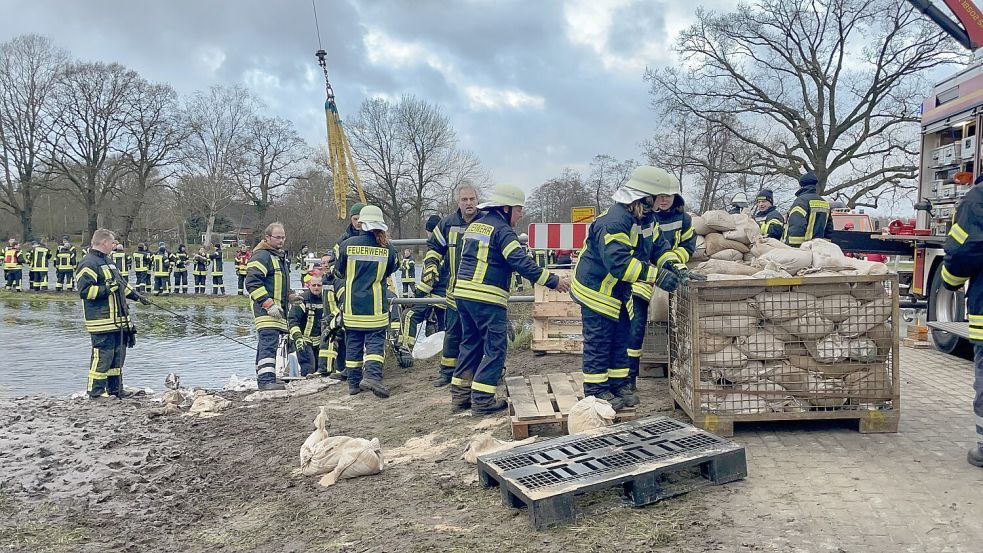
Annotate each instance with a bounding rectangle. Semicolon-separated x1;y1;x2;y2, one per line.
349;202;365;217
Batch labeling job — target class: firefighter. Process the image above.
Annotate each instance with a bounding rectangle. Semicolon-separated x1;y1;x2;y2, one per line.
319;251;349;379
399;249;416;297
75;228;151;399
295;245;312;286
244;223;291;391
533;248;549;268
192;247;209;294
132;243;151;293
454;184;570;414
28;240;51;291
417;184;482;388
572;166;685;410
172;244;189;294
784;171;834;246
151;242;171;296
289;277;324;377
404;216;448;349
941;174;983;467
4;238;24;291
335;205;399;398
209;244;225;294
753;189;785;240
111;243;130;284
333;202;364;257
234;244;251;295
55;236;78;291
726;192;749;215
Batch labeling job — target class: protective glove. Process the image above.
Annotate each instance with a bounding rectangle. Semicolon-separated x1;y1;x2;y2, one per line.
263;299;284;319
675;264;707;282
654;264;681;293
294;336;307;352
138;294;152;306
108;281;120;294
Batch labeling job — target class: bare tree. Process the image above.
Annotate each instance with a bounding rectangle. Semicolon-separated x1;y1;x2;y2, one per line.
117;79;186;244
47;61;140;240
232;115;309;220
524;168;594;223
0;34;67;240
180;85;257;246
646;0;960;207
586;154;635;211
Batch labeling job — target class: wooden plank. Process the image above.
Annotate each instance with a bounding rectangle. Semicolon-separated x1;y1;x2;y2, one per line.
530;338;582;353
571;372;584;398
533;302;581;318
547;373;579;414
529;375;557;418
505;376;541;421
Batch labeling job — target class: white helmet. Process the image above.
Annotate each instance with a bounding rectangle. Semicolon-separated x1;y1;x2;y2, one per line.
478;184;525;209
624;166;680;197
358;205;388;232
731;192;749;206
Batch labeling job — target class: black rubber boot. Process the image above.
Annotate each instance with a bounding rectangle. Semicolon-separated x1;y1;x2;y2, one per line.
471;398;508;416
595;391;625;411
329;369;348;381
359;378;390;399
614;386;639;408
451;399;471;413
348;386;361;395
433;374;451;388
258;380;286;391
969;447;983;468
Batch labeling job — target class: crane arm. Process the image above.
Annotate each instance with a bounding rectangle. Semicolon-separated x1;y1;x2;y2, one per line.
908;0;983;51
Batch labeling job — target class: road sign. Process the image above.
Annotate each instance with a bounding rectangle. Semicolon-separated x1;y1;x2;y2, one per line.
571;206;596;223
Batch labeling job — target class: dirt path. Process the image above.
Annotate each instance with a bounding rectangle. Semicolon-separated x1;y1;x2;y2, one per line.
0;351;719;553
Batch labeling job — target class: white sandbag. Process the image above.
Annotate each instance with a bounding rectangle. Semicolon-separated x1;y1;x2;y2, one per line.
755;291;818;322
703;210;737;232
699;333;733;354
692;235;710;262
796;281;852;297
784;340;810;357
696;259;760;277
188;394;232;415
710;249;746;261
851;281;889;301
724;214;761;245
802;239;889;275
698;299;760;317
846;336;879;362
699;276;766;302
692;215;712;235
462;434;536;464
649;288;669;323
752;249;813;274
788;354;865;378
735;329;786;360
763;322;797;342
752;269;792;279
741;380;792;410
816;294;862;323
304;435;359;476
844;366;892;400
750;238;791;258
743;252;755;263
712;360;780;384
412;326;445;359
714;393;770;414
705;233;750;255
806;375;848;408
837;298;892;337
300;406;331;471
319;437;384;486
771;364;813;392
863;323;894;354
780;313;834;340
804;334;848;363
700;344;750;368
568;396;617;434
700;315;760;337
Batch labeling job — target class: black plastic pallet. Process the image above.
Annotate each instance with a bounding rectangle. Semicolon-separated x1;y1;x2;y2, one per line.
476;415;747;529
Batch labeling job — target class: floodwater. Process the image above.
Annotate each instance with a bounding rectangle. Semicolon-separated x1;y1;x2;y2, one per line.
0;262;308;397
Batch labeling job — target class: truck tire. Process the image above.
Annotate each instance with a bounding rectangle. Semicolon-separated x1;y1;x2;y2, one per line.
927;267;973;358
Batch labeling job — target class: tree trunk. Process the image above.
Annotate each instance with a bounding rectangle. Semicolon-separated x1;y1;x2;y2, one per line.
120;213;136;246
204;213;216;247
85;210;98;245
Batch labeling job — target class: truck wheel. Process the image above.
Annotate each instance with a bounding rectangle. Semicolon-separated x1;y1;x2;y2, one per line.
927;268;973;358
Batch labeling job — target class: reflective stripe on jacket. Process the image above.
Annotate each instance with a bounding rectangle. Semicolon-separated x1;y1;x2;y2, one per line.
244;244;290;331
942;184;983;343
754;206;785;240
418;209;477;308
76;250;138;334
335;231;398;330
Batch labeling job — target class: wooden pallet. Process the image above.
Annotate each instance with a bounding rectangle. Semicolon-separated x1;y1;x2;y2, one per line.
902;338;933;349
477;416;747;529
505;372;638;438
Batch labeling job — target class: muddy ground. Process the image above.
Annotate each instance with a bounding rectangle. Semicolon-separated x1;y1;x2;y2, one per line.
0;349;728;553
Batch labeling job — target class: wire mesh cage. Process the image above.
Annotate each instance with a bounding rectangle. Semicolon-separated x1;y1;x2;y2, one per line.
668;274;900;436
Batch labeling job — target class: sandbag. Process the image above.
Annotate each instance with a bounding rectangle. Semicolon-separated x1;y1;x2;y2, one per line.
735;329;786;360
699;276;766;301
750;238;791;258
703;210;737;232
705;232;750;255
788;354;866;378
752;249;813;274
700;344;749;368
771;364;813;392
462;434;536;464
711;361;779;384
700;315;760;337
304;435;359;477
784;340;810;357
755;291;818;322
863;323;895;355
780;313;834;340
803;239;889;275
710;249;746;261
319;437;384;486
796;281;852;297
806;376;847;408
846;337;879;362
743;252;755;263
649;288;670;323
692;235;709;262
844;365;892;400
816;294;862;323
734;214;762;244
699;333;733;354
300;406;331;471
714;393;770;414
692;215;712;235
698;299;760;317
741;380;793;410
188;394;232;415
837;298;892;337
763;322;797;342
568;396;617;434
851;281;889;301
804;334;848;363
696;259;760;277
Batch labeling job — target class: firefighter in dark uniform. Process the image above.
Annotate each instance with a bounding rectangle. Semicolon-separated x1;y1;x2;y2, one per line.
289;277;324;377
941;174;983;467
4;238;24;291
753;189;784;240
319;251;348;379
192;247;209;294
55;236;78;291
417;184;481;388
111;244;130;284
28;240;51;290
75;229;150;399
172;244;189;294
533;248;549;268
209;244;225;294
244;223;291;391
234;244;251;295
572;166;684;410
333;202;364;258
454;184;570;414
132;243;151;293
151;242;171;295
335;205;399;398
399;249;416;297
404;216;449;349
727;192;749;215
784;171;834;246
295;245;312;286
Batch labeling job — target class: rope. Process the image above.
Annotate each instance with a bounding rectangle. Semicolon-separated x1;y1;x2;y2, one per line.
146;299;258;352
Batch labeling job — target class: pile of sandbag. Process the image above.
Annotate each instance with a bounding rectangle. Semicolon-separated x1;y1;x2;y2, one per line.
299;406;384;487
691;211;759;263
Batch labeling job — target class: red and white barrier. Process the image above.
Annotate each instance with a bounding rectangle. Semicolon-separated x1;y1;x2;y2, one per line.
527;223;589;250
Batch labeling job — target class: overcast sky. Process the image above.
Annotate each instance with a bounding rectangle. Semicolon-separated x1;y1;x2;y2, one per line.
0;0;742;194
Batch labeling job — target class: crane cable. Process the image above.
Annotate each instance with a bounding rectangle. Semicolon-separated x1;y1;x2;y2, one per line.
312;0;366;221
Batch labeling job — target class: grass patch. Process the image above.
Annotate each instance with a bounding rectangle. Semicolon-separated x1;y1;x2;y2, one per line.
0;505;89;552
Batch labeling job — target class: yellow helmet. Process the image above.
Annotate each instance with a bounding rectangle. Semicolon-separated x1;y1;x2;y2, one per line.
624;165;679;197
478;184;525;209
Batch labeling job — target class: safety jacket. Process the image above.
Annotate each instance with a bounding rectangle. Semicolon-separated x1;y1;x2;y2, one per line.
455;208;559;307
533;249;549;268
3;246;23;270
288;289;324;343
572;203;662;320
295;251;310;276
244;241;290;331
29;245;50;272
55;245;78;271
785;174;833;246
941;184;983;343
754;206;785;240
151;250;171;277
192;253;209;276
335;231;398;330
172;250;189;271
111;251;130;276
133;249;150;273
419;208;480;308
654;202;695;267
234;250;250;276
209;250;223;276
76;249;140;334
333;224;358;258
399;257;416;281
